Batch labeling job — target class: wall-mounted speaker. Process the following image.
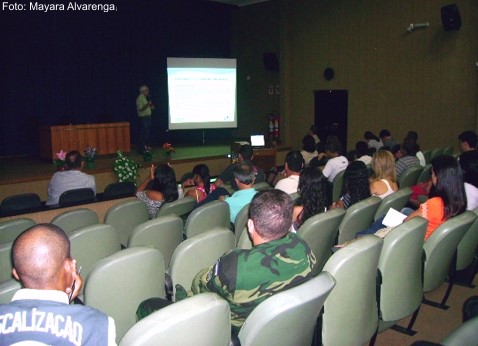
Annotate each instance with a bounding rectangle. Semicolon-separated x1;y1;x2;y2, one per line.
263;52;279;72
441;4;461;31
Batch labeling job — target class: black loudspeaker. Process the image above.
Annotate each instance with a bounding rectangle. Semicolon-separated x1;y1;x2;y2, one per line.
263;52;279;72
441;4;461;31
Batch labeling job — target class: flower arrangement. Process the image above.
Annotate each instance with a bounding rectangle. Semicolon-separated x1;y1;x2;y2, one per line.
142;145;153;162
84;147;97;162
113;151;140;184
162;142;175;157
53;150;67;170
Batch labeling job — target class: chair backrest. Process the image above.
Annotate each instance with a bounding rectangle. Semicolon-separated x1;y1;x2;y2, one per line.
430;147;444;161
332;169;345;203
456;208;478;271
422;150;432;165
69;224;121;286
128;215;183;268
0;279;22;304
440;315;478;346
58;188;95;207
337;196;382;244
398;165;423;189
155;196;196;218
442;145;454;157
184;200;231;238
236;225;253;250
102;182;136;200
84;246;165;342
423;211;477;292
119;293;231;346
298;208;346;273
51;208;99;235
374;187;413;221
378;217;427;323
253;181;272;191
104;199;150;247
416;164;432;184
238;271;336;346
0;242;13;283
0;218;36;243
322;235;383;346
168;227;235;301
289;192;300;204
233;203;250;241
0;193;42;217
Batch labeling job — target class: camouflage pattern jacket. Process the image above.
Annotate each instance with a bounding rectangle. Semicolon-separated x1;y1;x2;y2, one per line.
189;232;316;332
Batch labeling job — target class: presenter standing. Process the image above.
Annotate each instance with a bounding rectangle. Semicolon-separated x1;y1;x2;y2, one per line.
136;85;155;154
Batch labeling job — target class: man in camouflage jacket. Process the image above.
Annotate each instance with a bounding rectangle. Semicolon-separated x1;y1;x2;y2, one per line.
188;189;316;333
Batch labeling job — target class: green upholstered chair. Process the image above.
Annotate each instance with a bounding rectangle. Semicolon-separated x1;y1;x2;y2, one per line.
289;192;300;204
233;203;250;241
297;208;346;274
422;150;432;165
58;188;95;207
119;293;231;346
254;181;272;191
454;208;478;286
398;165;423;189
0;193;42;217
84;246;166;343
337;196;381;244
0;279;21;304
375;217;427;336
236;225;253;250
422;211;477;308
104;199;149;247
69;223;121;292
184;200;230;239
416;164;432;184
430;148;444;161
331;169;345;203
128;215;183;268
440;315;478;346
321;235;383;346
101;182;136;201
442;146;454;157
167;227;235;302
0;242;13;283
374;187;412;221
238;271;336;346
51;208;99;235
0;218;35;243
155;196;196;219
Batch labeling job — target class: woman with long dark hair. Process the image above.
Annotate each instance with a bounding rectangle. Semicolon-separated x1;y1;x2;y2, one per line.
332;161;371;209
405;155;467;239
292;167;328;231
185;163;217;203
136;164;179;218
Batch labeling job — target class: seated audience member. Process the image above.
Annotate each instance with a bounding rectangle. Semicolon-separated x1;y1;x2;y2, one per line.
46;150;96;206
391;144;403;161
0;224;116;345
369;150;398;198
331;161;370;209
181;190;316;333
458;150;478;210
321;140;348;183
274;151;304;194
292;167;329;231
308;124;321;144
458;130;478;161
358;155;467;239
215;144;265;191
223;162;258;223
379;129;398;150
355;140;372;165
185;164;217;203
364;131;383;151
136;164;179;218
308;141;328;168
395;139;420;180
300;135;319;166
405;130;426;166
178;172;195;198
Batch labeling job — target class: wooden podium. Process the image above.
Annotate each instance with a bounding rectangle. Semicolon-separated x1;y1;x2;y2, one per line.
39;122;130;160
230;142;276;172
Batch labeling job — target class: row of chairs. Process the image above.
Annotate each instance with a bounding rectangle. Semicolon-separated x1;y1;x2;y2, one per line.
0;182;136;217
423;146;455;164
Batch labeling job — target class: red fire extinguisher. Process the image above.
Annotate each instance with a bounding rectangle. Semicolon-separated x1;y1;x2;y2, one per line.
274;114;280;139
268;114;275;138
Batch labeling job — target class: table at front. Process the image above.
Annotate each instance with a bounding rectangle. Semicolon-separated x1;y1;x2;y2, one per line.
39;122;131;160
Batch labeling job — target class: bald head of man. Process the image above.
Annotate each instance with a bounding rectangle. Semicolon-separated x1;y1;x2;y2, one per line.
12;223;78;295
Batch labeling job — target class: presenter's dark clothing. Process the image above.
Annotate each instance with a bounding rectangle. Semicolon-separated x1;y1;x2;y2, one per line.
0;289;116;345
219;160;266;191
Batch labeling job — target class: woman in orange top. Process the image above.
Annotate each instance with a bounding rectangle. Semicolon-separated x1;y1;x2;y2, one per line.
405;155;466;240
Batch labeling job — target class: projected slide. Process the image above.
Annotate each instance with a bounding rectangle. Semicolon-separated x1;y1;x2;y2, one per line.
167;57;237;130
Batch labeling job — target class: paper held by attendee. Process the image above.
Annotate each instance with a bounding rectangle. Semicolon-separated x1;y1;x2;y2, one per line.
382;208;408;227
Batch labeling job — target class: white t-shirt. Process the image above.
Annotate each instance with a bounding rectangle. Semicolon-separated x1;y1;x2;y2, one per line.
465;183;478;210
322;156;349;182
275;175;300;195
